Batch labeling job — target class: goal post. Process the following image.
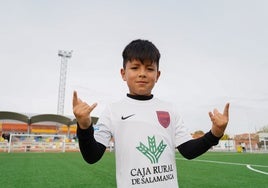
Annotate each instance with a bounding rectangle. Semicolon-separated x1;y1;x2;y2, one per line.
8;133;66;153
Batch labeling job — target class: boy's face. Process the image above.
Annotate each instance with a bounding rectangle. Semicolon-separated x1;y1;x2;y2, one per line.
121;59;160;96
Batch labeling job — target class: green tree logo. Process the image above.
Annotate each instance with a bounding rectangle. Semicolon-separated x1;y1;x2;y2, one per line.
136;136;167;164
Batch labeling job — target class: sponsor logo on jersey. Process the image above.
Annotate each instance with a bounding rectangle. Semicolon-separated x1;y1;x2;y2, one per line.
136;136;167;164
156;111;170;128
132;137;175;186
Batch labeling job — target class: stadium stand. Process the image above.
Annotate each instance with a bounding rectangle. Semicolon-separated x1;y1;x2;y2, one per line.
0;111;99;152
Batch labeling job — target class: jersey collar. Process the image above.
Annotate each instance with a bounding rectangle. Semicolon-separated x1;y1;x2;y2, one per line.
127;93;153;101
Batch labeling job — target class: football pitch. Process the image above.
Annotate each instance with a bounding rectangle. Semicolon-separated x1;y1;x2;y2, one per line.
0;152;267;188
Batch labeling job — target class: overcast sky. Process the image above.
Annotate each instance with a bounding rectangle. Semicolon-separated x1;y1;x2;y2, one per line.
1;0;268;135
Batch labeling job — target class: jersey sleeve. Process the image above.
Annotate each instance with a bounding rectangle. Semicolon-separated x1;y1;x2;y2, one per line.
174;116;192;147
94;105;113;147
172;105;192;147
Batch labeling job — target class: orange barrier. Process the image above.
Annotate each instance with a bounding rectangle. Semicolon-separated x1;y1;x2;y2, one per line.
2;123;28;132
1;123;77;134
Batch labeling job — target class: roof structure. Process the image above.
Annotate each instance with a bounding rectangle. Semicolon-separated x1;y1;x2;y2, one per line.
0;111;98;126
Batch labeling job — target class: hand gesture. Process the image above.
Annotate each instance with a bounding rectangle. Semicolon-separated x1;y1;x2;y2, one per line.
72;91;97;129
209;103;230;137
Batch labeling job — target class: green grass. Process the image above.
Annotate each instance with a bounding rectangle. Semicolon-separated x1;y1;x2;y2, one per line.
0;152;267;188
0;152;116;188
177;152;268;188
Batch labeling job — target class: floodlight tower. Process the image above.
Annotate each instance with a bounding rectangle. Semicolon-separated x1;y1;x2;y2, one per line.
57;50;72;115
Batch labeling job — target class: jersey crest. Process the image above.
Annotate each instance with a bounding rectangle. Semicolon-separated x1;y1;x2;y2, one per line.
156;111;170;128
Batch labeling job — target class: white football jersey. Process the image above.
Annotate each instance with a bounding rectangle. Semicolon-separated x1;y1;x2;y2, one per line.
94;96;192;188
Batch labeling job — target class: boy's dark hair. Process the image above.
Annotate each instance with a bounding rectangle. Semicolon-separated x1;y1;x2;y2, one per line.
122;39;161;69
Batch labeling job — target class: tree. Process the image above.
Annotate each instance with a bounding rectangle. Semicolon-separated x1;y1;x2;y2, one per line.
259;125;268;132
192;130;204;139
220;134;230;140
194;130;204;135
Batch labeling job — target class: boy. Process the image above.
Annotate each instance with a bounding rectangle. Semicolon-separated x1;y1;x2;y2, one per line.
73;39;230;188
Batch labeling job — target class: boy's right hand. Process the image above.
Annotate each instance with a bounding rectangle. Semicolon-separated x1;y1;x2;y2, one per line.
72;91;97;129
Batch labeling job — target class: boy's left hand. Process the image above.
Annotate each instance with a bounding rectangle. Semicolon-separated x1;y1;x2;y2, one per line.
209;103;230;138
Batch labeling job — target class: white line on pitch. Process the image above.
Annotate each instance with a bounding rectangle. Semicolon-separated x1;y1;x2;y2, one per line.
176;157;268;168
246;165;268;175
176;157;268;175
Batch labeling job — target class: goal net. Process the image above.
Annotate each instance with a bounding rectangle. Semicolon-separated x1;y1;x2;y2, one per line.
8;134;66;153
